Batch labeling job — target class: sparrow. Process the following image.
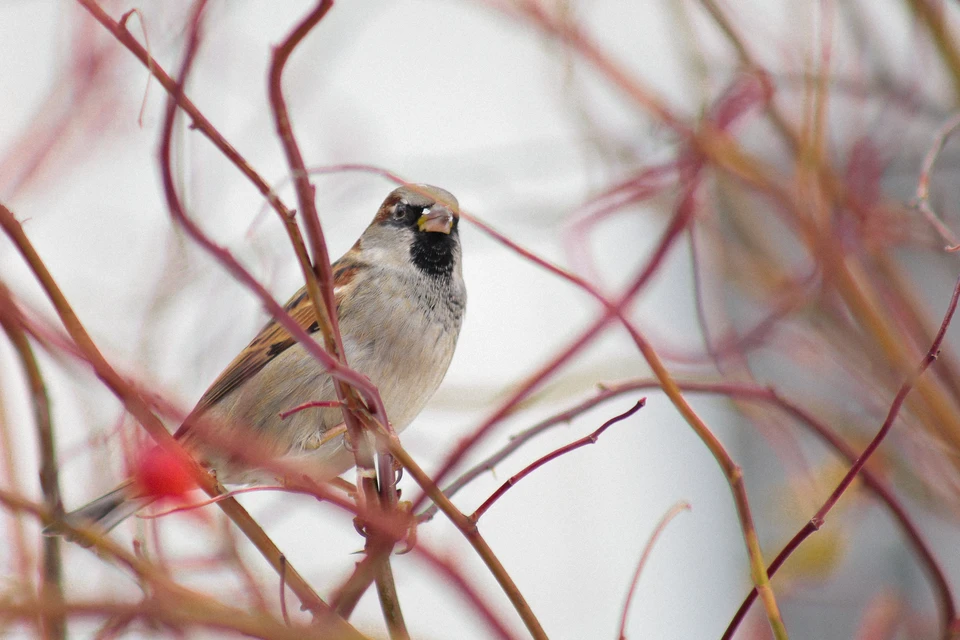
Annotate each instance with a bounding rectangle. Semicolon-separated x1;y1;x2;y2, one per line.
50;184;466;536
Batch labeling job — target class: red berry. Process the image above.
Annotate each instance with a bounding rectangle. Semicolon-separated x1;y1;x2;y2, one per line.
134;447;196;499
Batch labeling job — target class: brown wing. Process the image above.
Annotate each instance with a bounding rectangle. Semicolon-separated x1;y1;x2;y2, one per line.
189;286;318;417
174;259;365;439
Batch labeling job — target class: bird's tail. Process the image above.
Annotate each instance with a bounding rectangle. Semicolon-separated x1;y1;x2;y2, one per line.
43;480;152;543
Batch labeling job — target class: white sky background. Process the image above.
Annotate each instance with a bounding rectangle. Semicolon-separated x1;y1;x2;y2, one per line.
0;1;952;639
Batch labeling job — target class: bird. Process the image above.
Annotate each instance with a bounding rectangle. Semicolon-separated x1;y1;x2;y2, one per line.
48;184;466;537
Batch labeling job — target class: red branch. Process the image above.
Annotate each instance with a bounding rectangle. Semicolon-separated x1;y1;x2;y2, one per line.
153;2;386;427
470;400;645;522
722;272;960;640
425;375;957;637
279;401;342;421
411;169;698;513
267;0;338;311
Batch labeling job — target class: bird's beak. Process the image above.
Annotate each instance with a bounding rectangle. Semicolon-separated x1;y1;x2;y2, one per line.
417;206;455;234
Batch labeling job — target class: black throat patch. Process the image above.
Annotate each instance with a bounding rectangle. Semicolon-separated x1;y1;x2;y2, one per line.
410;230;457;278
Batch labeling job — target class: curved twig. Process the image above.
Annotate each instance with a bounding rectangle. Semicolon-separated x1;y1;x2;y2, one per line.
617;501;691;640
471;400;644;522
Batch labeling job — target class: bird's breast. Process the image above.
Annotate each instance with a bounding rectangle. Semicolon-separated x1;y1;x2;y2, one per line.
339;267;464;430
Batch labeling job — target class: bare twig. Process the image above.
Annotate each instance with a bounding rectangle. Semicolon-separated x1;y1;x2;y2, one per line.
914;111;960;251
389;442;548;640
471;400;644;522
279;556;290;626
427;373;957;638
0;489;351;640
375;556;409;640
723;272;960;640
0;352;34;606
617;501;692;640
0;201;344;627
117;9;152;128
0;285;65;639
279;401;342;421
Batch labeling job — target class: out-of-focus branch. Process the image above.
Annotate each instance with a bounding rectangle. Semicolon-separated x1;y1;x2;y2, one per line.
0;353;34;610
914;111;960;250
0;489;350;640
305;161;786;639
617;501;691;640
510;0;960;492
453;375;955;638
74;0;296;221
907;0;960;103
460;183;788;637
724;273;960;640
0;202;357;629
0;285;64;640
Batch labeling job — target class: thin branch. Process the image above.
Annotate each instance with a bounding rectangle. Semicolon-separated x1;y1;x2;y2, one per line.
0;285;65;639
267;0;339;331
1;287;521;636
375;556;409;640
467;175;788;638
279;556;290;627
420;389;652;522
75;0;389;416
266;9;390;526
426;373;956;639
371;451;406;637
617;501;691;640
117;9;153;128
138;486;294;519
723;272;960;640
279;401;342;421
0;489;350;640
913;111;960;251
75;0;296;220
471;400;644;522
388;442;548;640
0;201;346;627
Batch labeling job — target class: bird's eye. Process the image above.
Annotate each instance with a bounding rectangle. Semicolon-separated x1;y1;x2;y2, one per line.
392;205;407;220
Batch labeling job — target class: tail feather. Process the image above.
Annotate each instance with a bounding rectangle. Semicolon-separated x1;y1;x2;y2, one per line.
43;480;152;543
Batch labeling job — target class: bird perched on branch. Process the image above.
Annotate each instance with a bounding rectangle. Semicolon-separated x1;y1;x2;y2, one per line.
48;184;466;537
